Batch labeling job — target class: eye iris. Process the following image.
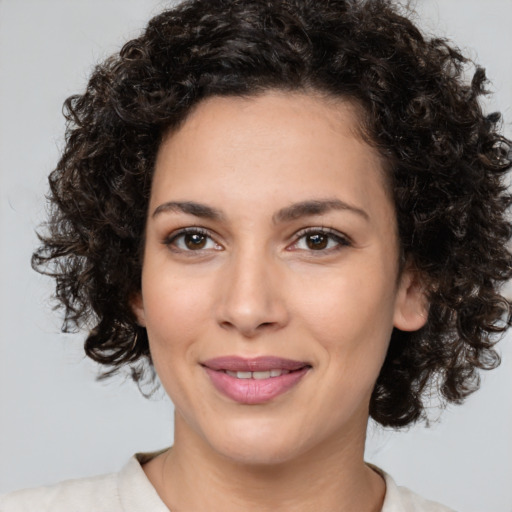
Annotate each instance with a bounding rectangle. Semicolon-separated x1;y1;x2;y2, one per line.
185;233;207;250
306;233;328;250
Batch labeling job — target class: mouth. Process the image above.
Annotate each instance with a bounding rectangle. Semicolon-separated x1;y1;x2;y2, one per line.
224;368;292;379
201;356;311;404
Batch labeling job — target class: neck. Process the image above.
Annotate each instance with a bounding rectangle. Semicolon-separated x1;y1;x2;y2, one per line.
144;414;385;512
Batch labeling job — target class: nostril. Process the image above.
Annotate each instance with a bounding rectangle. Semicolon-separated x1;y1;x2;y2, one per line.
219;320;235;330
218;319;279;337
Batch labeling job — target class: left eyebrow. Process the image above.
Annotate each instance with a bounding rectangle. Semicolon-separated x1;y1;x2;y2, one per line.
273;199;369;224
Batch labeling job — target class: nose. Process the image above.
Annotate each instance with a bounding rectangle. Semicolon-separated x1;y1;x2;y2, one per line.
215;248;290;338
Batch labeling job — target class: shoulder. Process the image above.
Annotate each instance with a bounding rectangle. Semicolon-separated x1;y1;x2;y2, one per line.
0;471;119;512
0;452;169;512
389;484;457;512
373;465;457;512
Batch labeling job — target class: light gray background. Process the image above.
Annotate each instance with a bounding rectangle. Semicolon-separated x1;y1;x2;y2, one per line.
1;1;511;510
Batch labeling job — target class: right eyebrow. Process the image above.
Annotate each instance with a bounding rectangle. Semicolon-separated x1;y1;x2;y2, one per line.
151;201;225;221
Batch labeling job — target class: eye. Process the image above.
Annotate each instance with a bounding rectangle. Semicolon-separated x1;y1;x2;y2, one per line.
164;228;222;252
289;228;351;253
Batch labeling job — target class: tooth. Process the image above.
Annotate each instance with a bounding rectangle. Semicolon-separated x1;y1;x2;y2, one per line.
225;370;290;379
253;371;271;379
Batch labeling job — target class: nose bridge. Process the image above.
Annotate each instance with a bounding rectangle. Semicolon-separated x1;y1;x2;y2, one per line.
216;241;288;336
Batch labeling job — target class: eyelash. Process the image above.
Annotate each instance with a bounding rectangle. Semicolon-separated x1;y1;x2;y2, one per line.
163;227;221;254
287;227;352;254
162;227;351;255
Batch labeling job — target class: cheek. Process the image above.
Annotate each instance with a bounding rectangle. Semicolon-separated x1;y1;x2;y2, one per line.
141;275;211;411
143;257;206;324
295;267;396;368
141;267;213;369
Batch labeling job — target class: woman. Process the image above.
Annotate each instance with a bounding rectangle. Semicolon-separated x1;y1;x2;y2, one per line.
1;0;511;510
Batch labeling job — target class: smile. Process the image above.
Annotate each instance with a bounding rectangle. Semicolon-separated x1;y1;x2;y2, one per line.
202;356;311;404
225;369;290;379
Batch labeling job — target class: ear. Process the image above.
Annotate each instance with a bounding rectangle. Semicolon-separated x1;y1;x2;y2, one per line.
393;266;429;332
130;292;146;327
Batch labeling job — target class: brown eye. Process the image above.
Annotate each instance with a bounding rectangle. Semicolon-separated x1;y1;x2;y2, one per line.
184;233;207;250
165;229;221;252
290;228;351;253
306;233;329;250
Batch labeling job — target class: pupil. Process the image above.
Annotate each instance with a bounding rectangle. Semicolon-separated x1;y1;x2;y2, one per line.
185;233;206;249
307;233;328;250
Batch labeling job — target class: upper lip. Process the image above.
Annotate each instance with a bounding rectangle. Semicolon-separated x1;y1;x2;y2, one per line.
202;356;310;372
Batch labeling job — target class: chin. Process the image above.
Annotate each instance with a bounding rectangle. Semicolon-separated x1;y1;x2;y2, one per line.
205;418;309;467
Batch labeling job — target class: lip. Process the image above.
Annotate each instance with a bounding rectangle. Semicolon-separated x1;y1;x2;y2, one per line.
202;356;309;372
202;356;311;405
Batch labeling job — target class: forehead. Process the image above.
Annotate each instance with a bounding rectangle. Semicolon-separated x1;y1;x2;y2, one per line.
151;91;393;223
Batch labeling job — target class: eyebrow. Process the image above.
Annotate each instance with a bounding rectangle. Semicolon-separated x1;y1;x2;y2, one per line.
272;199;369;223
152;198;369;223
152;201;225;220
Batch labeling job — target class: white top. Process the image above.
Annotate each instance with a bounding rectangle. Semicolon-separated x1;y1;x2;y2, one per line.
0;452;456;512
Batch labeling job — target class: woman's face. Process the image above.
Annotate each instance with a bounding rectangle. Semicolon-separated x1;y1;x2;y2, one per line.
133;91;427;465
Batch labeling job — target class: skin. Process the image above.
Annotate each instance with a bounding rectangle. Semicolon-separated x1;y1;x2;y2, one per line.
132;91;428;511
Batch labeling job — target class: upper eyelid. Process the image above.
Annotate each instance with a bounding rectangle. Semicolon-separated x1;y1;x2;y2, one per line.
292;226;351;243
163;226;220;245
165;226;215;238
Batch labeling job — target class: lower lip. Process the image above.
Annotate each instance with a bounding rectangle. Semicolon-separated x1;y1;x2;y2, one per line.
204;367;310;405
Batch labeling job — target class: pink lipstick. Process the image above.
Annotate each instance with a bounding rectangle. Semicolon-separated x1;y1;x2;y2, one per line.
202;356;311;405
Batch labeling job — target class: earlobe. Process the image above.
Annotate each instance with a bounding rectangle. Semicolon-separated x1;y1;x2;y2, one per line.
130;292;146;327
393;268;429;332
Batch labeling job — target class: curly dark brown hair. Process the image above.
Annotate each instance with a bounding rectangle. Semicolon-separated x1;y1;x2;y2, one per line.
33;0;512;427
